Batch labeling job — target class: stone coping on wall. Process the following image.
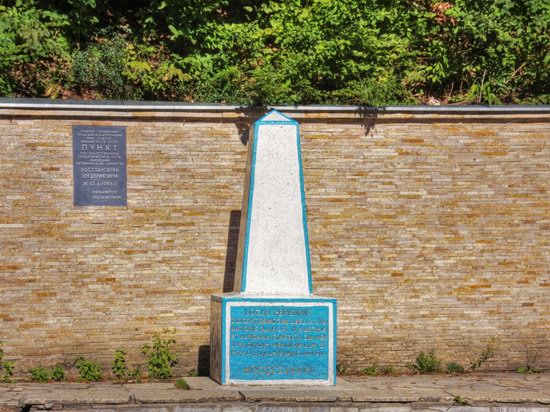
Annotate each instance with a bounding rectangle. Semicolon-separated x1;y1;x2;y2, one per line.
1;98;549;122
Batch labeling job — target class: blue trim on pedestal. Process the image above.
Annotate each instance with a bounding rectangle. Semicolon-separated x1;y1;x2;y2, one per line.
221;296;336;303
220;295;336;384
221;300;226;384
240;110;312;294
333;300;337;385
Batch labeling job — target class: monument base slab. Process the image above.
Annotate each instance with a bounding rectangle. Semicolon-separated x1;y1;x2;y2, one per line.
210;293;336;385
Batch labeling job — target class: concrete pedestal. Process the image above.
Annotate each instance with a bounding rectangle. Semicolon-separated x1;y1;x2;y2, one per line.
210;293;336;385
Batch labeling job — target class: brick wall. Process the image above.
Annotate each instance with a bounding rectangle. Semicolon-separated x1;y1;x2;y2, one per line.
0;104;549;378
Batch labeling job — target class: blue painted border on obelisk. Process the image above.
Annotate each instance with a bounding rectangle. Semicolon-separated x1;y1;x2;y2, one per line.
240;110;313;294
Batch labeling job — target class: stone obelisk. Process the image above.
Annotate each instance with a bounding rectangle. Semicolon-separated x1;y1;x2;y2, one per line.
210;110;336;385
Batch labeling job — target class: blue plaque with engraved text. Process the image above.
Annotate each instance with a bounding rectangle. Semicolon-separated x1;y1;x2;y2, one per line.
229;305;330;381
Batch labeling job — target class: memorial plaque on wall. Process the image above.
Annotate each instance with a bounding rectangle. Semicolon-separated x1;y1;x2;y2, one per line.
73;126;127;206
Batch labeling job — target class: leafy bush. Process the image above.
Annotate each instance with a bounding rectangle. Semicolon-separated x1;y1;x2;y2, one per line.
142;331;179;380
30;367;50;382
408;350;441;373
74;357;102;382
51;365;66;381
71;33;131;99
0;2;69;95
0;0;548;104
0;342;14;383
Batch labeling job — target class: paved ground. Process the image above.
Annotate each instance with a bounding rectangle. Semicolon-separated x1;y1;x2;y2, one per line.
0;373;548;411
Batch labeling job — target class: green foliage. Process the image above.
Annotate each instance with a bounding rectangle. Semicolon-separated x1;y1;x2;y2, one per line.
51;365;66;381
380;366;395;375
74;357;102;382
516;365;541;374
29;365;66;382
71;33;130;99
0;0;548;104
446;362;465;373
0;1;69;95
516;347;545;374
361;365;378;376
469;337;500;371
0;343;14;383
408;350;441;373
128;366;142;383
142;330;179;380
112;349;128;380
453;395;471;406
30;367;50;382
175;378;190;390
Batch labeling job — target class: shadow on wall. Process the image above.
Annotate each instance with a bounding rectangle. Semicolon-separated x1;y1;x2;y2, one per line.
235;107;262;145
196;209;241;375
358;106;379;137
197;344;210;376
223;210;241;293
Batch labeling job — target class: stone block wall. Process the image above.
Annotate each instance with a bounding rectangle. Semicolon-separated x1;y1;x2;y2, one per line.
0;103;548;378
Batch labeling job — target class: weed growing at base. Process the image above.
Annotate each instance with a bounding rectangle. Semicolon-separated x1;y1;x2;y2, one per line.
142;329;179;380
361;365;378;376
30;367;50;382
51;365;66;381
446;362;465;373
0;342;14;383
470;337;500;371
408;350;441;373
112;349;128;380
75;357;102;382
175;378;189;390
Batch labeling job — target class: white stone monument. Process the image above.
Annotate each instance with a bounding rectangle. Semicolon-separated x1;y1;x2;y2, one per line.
210;110;336;385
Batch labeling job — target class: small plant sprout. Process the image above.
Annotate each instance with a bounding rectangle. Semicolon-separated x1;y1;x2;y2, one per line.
516;365;542;374
128;366;142;383
453;395;471;406
380;366;395;375
361;365;378;376
112;349;129;380
446;362;465;373
0;343;14;383
469;337;500;371
175;378;190;390
516;347;544;374
336;362;350;376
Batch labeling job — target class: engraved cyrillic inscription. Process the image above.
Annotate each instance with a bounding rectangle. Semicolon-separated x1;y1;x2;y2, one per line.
73;126;127;206
229;305;330;380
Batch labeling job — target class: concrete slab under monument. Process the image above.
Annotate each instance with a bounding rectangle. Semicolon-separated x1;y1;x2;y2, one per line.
210;110;337;385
